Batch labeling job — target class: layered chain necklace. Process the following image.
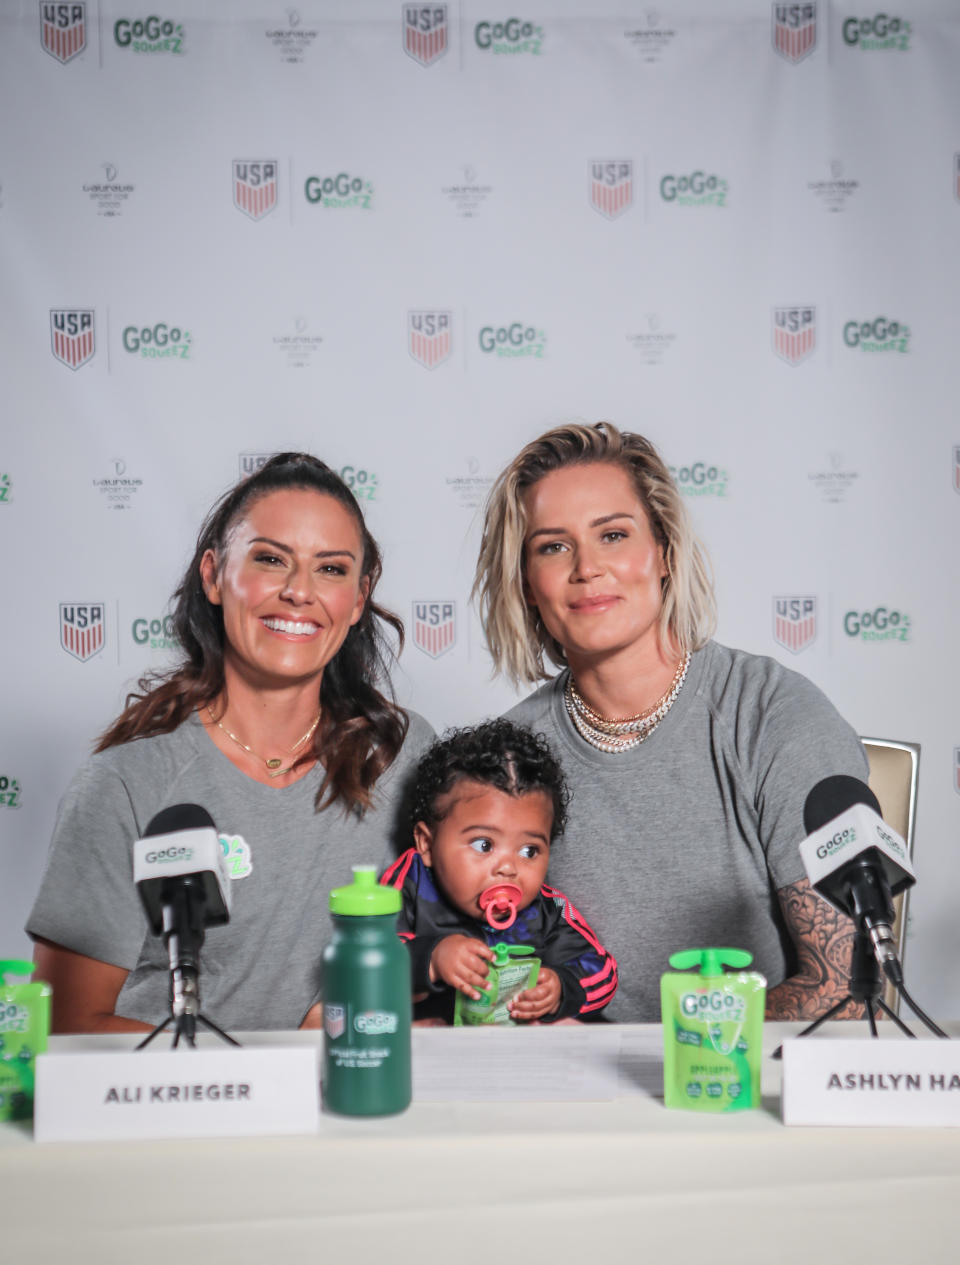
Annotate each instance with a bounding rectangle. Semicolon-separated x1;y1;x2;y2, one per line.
207;706;321;778
564;652;691;754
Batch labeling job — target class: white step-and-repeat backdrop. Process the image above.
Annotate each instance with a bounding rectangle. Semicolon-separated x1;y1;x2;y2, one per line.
2;1;959;1011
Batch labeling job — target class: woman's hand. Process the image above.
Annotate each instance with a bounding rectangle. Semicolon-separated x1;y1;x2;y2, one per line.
508;967;561;1022
33;939;151;1034
430;935;495;999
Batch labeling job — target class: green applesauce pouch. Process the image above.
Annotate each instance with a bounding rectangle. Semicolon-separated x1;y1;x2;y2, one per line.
0;960;52;1121
454;943;540;1026
660;947;766;1112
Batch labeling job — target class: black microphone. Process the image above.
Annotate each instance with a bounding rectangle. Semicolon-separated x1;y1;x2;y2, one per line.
133;804;231;1041
799;775;915;982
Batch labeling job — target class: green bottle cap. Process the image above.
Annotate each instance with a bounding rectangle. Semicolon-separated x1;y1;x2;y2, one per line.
329;866;401;916
668;947;753;976
0;960;36;983
491;943;537;967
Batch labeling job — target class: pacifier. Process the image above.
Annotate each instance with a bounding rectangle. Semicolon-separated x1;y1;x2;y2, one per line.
478;883;523;930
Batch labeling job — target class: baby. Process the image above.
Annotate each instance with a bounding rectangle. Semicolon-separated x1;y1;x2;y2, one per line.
381;719;617;1023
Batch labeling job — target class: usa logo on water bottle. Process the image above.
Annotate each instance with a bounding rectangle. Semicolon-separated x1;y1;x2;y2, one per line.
324;1005;345;1040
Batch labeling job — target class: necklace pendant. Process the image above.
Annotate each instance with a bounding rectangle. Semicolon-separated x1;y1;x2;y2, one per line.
266;757;282;769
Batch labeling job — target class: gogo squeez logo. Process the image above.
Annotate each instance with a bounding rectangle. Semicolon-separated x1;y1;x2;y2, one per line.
681;989;746;1023
660;170;728;207
475;18;543;53
843;606;911;642
304;172;374;209
340;465;378;502
132;615;178;651
114;15;184;52
843;317;910;354
842;14;911;49
478;322;546;358
669;462;729;498
0;776;21;809
122;323;192;360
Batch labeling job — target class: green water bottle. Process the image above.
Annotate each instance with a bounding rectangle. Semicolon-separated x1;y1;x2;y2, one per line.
322;866;411;1116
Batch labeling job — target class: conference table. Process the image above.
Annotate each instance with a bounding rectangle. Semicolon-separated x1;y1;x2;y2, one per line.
3;1022;959;1265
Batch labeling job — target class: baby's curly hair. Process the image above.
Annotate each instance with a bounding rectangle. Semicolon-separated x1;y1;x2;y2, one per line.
411;719;569;841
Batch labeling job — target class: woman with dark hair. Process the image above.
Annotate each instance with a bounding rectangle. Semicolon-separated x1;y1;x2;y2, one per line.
29;454;433;1032
475;422;869;1024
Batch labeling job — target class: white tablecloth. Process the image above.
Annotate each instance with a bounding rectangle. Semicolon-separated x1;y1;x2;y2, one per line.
3;1024;959;1265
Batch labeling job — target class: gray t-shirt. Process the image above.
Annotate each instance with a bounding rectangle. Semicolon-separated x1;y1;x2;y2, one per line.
505;641;868;1022
28;711;435;1030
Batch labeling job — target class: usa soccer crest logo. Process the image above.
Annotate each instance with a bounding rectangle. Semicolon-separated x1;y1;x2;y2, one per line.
403;5;448;66
772;306;816;365
413;601;456;658
772;3;816;64
233;160;278;221
60;603;105;662
324;1005;345;1040
773;597;816;654
408;311;452;369
41;2;86;63
50;309;95;370
590;160;633;220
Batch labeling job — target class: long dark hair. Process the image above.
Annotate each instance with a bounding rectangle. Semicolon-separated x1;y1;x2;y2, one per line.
96;453;409;813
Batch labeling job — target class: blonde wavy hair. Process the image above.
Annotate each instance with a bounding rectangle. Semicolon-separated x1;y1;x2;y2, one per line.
473;422;717;686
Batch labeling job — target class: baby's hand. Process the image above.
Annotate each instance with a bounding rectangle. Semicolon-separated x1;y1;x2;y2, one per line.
430;935;496;999
508;967;562;1022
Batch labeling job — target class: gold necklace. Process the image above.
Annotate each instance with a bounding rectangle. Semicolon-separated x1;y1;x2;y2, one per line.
207;706;321;778
564;653;691;754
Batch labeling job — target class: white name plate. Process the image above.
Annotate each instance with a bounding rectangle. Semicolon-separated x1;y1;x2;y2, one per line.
781;1038;960;1127
34;1045;319;1143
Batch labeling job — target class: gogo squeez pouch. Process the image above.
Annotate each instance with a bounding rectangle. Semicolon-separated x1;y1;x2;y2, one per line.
0;960;52;1122
454;943;540;1026
660;948;766;1112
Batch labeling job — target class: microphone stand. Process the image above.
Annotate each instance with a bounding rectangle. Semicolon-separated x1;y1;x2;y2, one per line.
773;928;947;1057
135;879;240;1051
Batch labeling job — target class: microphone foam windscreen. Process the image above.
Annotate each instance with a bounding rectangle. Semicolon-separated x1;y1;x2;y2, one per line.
803;775;882;835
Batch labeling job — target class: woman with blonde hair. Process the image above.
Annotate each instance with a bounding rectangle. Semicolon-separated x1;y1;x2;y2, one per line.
475;422;867;1023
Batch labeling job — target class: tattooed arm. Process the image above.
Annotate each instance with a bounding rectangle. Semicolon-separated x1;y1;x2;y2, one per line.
764;877;863;1021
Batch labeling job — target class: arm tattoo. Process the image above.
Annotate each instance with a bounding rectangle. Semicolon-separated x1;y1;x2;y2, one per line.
764;877;864;1022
